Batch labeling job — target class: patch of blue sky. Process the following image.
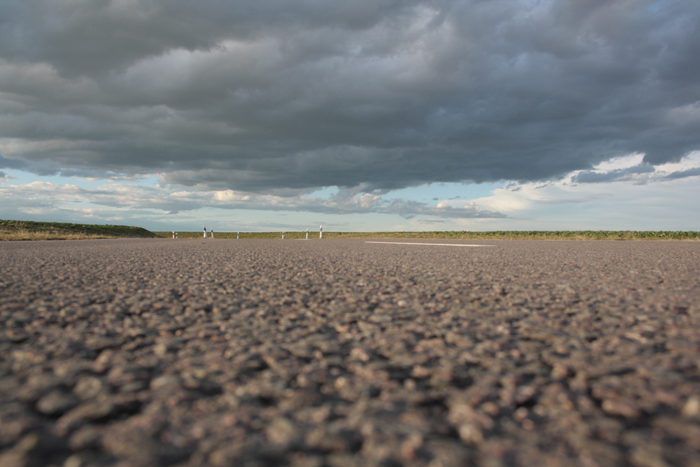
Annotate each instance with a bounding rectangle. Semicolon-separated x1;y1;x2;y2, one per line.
385;182;501;203
302;186;338;199
302;182;501;203
129;175;161;187
1;168;53;185
648;0;679;13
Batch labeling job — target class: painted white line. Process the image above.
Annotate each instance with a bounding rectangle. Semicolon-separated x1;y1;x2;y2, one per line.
365;241;494;247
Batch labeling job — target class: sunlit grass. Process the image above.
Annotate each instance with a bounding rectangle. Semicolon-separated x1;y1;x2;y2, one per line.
0;230;116;241
0;220;158;241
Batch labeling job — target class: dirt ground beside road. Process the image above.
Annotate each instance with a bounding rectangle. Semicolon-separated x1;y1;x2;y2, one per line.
1;238;699;467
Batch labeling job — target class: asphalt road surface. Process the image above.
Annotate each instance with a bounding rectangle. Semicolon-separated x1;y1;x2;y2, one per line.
1;238;700;467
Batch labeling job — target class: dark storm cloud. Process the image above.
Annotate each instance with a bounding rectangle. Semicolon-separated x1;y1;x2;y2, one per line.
1;0;699;193
663;167;700;180
0;155;27;171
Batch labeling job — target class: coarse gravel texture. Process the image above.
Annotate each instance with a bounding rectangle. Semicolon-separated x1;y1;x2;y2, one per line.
1;238;699;467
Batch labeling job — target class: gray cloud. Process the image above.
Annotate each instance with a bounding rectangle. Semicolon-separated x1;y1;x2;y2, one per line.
1;0;699;194
570;158;700;184
572;164;656;183
0;155;28;171
663;167;700;180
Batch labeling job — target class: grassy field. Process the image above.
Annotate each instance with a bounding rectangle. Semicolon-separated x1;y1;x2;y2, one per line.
0;220;158;241
155;230;700;240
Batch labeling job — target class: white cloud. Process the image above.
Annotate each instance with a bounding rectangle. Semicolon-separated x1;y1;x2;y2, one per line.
0;180;505;223
654;150;700;173
213;190;251;202
467;152;700;229
593;153;645;171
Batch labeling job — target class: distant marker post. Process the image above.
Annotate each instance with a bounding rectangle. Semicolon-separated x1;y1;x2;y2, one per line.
320;225;323;239
306;229;309;240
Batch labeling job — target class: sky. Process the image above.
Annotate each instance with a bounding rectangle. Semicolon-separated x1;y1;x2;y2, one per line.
1;0;699;232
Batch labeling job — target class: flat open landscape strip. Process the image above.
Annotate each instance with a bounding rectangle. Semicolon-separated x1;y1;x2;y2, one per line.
1;239;699;467
365;241;495;247
155;230;700;240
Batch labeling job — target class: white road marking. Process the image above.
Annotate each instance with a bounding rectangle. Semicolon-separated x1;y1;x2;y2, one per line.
365;241;494;247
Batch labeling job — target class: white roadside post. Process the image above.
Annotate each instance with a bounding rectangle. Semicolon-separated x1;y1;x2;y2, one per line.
306;229;309;240
211;229;215;239
237;232;239;239
320;225;323;239
203;225;207;238
282;231;285;239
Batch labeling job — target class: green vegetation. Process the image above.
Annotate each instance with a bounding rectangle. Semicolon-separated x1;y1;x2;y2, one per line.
155;230;700;240
0;220;158;241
